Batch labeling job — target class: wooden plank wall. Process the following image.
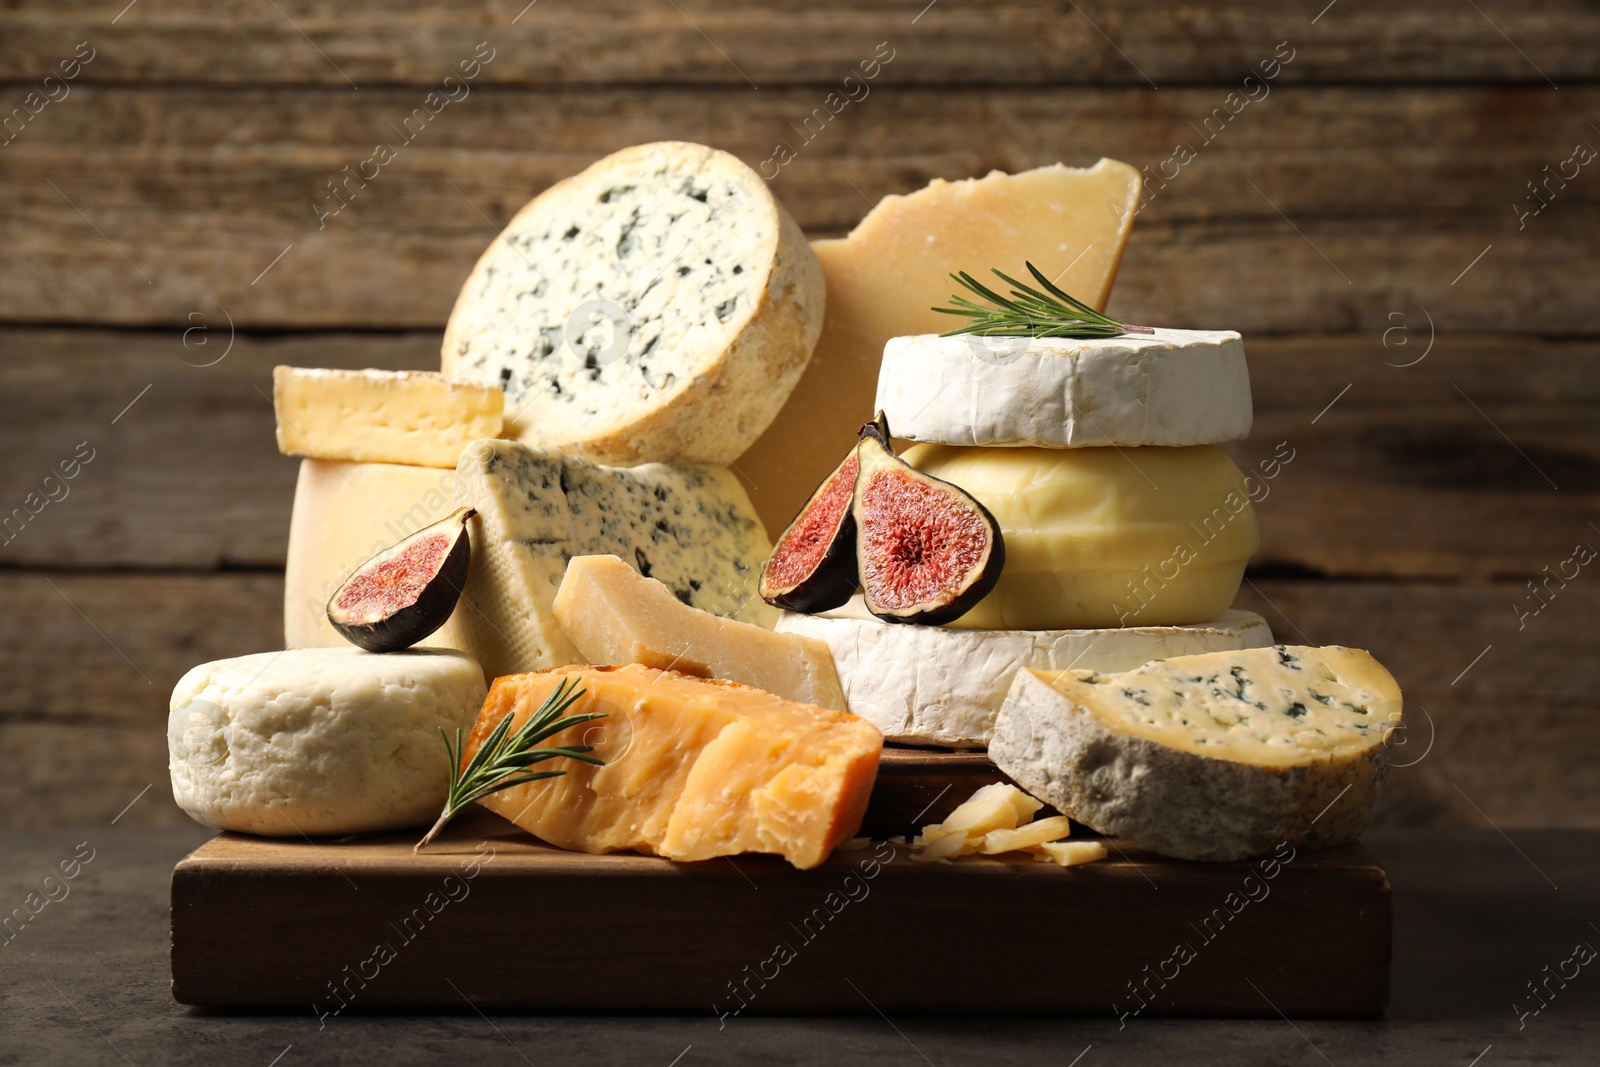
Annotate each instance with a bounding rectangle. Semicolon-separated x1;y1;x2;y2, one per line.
1;2;1595;828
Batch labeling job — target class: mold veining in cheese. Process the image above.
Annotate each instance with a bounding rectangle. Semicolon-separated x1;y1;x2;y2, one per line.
442;141;824;466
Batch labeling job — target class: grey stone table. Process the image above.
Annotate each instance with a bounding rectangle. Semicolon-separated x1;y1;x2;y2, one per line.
1;826;1597;1066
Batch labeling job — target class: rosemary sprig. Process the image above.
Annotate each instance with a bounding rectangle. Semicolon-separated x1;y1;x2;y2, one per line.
415;677;605;851
933;262;1153;339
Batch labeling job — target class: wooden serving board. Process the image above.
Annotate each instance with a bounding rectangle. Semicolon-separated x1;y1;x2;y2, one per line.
171;750;1391;1015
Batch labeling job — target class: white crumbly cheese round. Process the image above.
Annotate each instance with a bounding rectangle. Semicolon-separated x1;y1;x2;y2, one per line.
442;140;825;466
991;646;1402;861
875;328;1252;448
775;603;1272;747
167;647;487;836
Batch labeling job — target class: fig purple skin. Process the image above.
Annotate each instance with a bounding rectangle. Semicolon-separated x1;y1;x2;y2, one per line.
328;507;475;653
760;447;860;613
852;432;1005;626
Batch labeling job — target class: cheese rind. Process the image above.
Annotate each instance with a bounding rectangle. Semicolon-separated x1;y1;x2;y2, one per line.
441;141;824;467
876;329;1252;449
272;366;503;469
168;647;486;836
736;159;1142;535
775;604;1273;747
903;444;1259;630
552;554;847;709
469;665;882;869
450;440;777;681
284;459;467;649
990;646;1402;861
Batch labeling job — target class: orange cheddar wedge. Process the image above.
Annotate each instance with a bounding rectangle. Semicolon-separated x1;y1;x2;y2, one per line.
465;664;882;869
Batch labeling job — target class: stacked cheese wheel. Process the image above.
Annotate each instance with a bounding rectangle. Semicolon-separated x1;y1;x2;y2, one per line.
779;328;1273;748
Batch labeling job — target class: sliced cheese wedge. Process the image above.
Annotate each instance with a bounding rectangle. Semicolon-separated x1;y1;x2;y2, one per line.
273;366;503;469
876;329;1251;449
991;646;1403;862
552;554;847;710
468;665;882;869
737;159;1142;535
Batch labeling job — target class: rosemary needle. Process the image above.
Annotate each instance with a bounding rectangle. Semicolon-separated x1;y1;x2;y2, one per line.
933;262;1152;339
415;677;605;852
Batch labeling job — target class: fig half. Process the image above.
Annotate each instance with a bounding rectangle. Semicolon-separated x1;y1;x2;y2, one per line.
853;425;1005;626
328;507;475;652
759;446;860;613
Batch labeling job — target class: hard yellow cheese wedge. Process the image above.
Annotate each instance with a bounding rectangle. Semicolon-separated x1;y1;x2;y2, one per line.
467;665;882;870
552;554;848;710
273;366;502;469
737;159;1142;535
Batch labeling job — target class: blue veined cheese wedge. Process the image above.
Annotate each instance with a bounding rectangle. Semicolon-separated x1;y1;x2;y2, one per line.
991;645;1403;861
450;439;777;681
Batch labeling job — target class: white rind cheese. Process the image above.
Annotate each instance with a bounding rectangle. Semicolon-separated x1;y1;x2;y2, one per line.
991;646;1403;861
876;329;1252;449
167;647;487;836
442;141;825;466
775;603;1273;747
451;439;777;680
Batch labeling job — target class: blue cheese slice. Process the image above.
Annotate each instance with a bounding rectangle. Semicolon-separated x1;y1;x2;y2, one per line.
441;141;824;466
451;439;777;680
990;646;1402;861
876;328;1251;449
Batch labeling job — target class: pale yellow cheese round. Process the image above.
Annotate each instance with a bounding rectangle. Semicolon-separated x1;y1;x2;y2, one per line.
902;444;1259;630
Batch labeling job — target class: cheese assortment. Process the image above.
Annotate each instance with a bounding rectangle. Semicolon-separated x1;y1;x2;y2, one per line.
466;665;881;870
552;553;847;710
990;648;1403;861
272;366;503;468
164;139;1401;880
876;329;1252;449
776;605;1273;747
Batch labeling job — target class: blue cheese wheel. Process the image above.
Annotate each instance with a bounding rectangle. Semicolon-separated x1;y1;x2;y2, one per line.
167;648;487;837
441;141;824;466
991;646;1403;861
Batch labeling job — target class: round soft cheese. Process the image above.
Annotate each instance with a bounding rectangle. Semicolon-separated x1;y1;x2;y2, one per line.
776;603;1273;747
442;141;825;466
167;647;487;837
875;328;1251;448
902;443;1260;630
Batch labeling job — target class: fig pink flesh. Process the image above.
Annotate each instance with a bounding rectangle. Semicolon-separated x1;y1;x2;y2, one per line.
333;532;451;621
860;468;990;611
766;451;858;589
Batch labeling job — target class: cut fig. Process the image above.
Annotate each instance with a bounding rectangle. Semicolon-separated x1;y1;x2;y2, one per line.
853;426;1005;626
328;507;476;653
759;446;860;613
